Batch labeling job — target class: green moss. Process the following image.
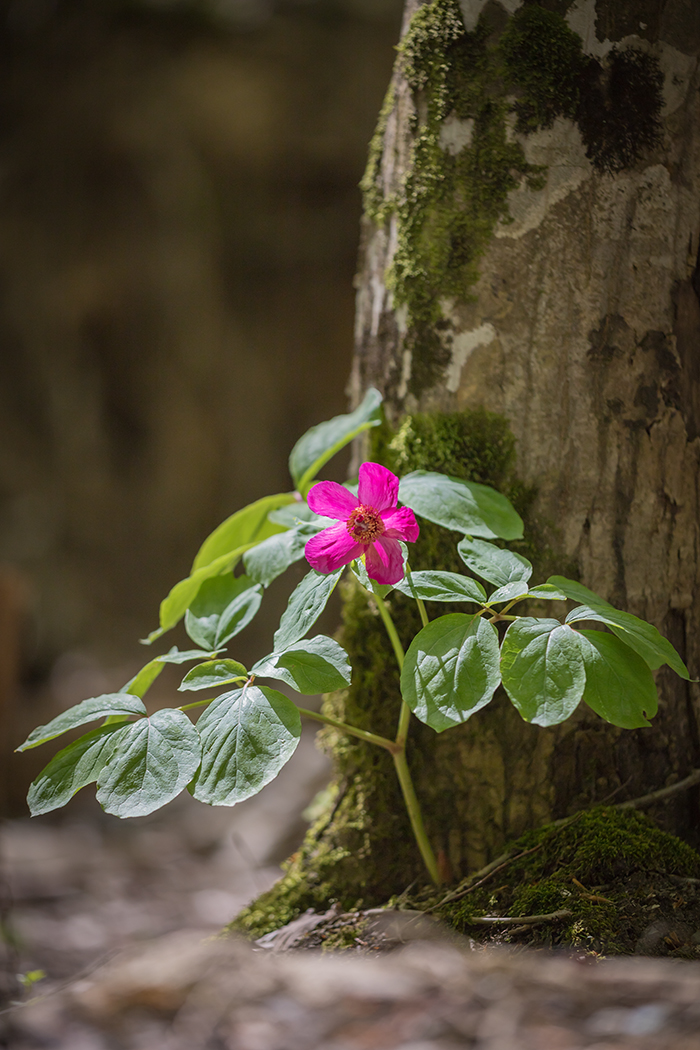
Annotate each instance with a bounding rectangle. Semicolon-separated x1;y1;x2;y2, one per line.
438;807;700;954
501;5;585;131
362;1;665;392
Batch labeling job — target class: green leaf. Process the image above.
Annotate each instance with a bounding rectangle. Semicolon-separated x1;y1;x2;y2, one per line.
184;574;262;649
191;685;301;805
289;387;383;494
487;581;529;604
178;659;248;692
550;575;690;680
123;648;219;699
243;526;310;587
500;618;585;726
577;629;658;729
192;493;295;572
394;571;487;604
267;503;332;530
398;471;524;540
96;709;201;818
17;693;146;752
274;567;344;651
400;613;500;732
252;635;351;695
528;583;568;601
458;537;532;587
148;549;254;643
27;724;131;816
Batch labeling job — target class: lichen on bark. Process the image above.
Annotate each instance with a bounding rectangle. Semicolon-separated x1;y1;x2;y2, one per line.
361;0;666;394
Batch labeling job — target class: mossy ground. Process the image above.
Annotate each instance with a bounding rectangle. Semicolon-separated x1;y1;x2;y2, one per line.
424;807;700;957
235;808;700;958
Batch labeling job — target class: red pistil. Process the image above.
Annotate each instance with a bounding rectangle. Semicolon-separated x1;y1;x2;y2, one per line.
346;504;385;544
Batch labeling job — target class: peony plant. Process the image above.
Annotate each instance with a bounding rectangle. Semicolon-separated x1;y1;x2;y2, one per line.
18;390;690;885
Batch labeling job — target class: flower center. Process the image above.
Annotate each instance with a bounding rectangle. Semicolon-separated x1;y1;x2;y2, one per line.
346;504;385;544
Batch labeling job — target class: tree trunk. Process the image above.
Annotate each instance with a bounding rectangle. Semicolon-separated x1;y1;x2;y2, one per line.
237;0;700;929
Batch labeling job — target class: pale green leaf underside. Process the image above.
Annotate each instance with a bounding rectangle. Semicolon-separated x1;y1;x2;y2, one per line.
179;659;248;692
96;709;201;818
18;693;146;752
394;570;487;604
252;635;351;695
501;618;585;726
274;567;344;651
192;685;301;806
243;527;310;587
401;613;501;732
27;724;131;816
185;574;262;650
458;537;532;587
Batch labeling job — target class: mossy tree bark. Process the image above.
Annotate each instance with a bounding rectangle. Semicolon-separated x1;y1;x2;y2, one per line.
237;0;700;934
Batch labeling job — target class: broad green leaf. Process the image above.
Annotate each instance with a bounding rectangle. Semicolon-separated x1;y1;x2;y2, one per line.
191;685;301;806
243;526;310;587
400;613;500;732
289;387;383;493
192;493;295;572
577;629;658;729
458;537;532;587
398;471;524;540
17;693;146;752
500;618;585;726
252;635;351;695
27;724;131;816
123;648;219;699
528;583;568;601
96;709;201;818
268;504;333;531
178;659;248;692
148;549;254;643
486;581;529;604
185;574;262;649
394;571;487;604
274;568;344;651
550;576;690;679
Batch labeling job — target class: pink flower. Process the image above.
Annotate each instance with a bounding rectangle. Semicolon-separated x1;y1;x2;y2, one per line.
305;463;419;585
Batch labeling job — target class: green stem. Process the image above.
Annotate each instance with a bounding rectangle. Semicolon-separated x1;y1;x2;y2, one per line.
404;564;429;628
178;697;216;713
296;705;397;752
393;748;441;886
372;587;440;886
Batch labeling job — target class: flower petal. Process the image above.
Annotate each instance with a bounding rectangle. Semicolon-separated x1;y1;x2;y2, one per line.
381;506;420;543
364;536;405;585
357;462;399;512
307;481;358;520
305;523;363;574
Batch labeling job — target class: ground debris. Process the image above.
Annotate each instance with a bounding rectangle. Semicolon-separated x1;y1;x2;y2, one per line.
5;929;700;1049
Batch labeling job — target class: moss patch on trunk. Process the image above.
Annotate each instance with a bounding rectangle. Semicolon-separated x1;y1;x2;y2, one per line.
362;0;665;393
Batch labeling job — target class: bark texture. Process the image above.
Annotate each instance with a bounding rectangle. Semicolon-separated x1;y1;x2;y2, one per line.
237;0;700;928
351;0;700;850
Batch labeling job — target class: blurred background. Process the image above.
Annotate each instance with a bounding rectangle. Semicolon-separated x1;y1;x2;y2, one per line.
0;0;402;803
0;0;402;1006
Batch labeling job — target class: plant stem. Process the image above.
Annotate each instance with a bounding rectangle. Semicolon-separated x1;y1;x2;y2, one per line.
393;748;441;886
372;587;441;886
372;588;405;670
404;564;429;627
295;706;397;752
178;697;216;713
